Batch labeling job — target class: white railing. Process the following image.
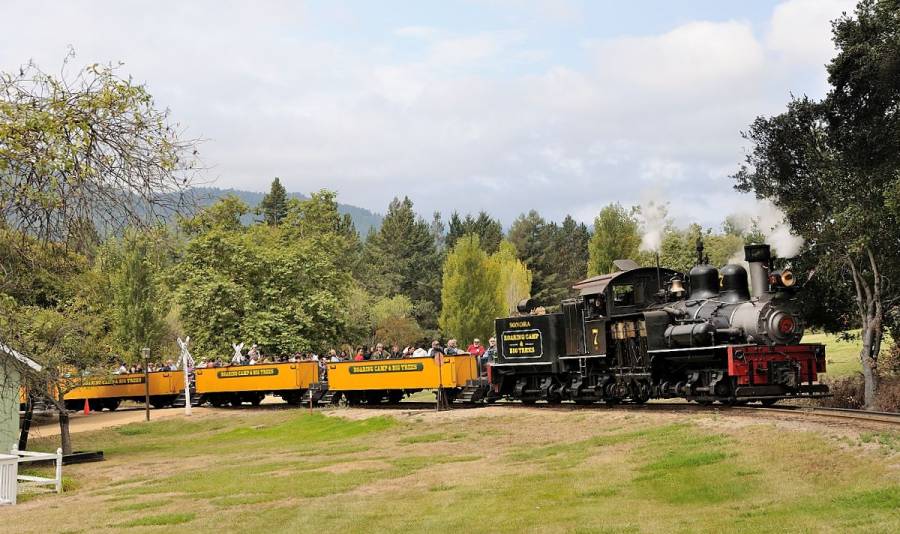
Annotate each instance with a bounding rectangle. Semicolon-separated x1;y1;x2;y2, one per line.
7;445;63;503
0;454;16;505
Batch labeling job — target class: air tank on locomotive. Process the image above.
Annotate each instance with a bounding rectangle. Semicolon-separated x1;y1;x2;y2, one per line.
654;243;803;349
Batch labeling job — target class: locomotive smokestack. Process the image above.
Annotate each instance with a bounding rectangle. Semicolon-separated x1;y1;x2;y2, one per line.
744;244;771;298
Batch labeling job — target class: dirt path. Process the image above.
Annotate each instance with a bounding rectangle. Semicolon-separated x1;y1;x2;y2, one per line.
26;406;213;438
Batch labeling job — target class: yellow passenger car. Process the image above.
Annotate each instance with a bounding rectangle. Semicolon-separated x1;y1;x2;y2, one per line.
326;354;480;404
63;371;185;411
194;362;319;406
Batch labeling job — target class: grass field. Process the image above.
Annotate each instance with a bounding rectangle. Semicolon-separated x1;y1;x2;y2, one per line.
801;329;897;378
11;406;900;533
802;331;863;377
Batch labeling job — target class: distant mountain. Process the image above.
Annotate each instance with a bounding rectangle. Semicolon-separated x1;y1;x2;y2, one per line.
190;187;383;236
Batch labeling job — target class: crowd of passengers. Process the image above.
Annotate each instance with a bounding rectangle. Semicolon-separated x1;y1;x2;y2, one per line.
113;338;499;375
114;360;179;374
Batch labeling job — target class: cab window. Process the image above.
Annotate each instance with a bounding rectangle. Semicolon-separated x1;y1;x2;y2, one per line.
612;283;643;307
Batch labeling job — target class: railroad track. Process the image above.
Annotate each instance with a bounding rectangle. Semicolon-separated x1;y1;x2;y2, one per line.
355;400;900;426
748;405;900;426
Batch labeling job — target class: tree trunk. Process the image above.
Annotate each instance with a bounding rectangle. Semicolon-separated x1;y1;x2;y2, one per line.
859;323;880;409
58;408;72;456
849;250;883;410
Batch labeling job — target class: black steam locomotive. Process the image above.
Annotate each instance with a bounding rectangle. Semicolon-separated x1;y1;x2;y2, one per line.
488;243;828;405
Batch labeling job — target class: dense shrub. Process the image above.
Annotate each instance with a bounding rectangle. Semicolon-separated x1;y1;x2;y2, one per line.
819;373;900;412
820;375;866;409
873;376;900;412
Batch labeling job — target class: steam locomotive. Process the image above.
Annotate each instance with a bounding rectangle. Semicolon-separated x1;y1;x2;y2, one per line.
488;243;829;405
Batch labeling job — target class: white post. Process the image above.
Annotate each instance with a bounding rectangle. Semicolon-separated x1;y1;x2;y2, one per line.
178;337;193;416
54;448;62;494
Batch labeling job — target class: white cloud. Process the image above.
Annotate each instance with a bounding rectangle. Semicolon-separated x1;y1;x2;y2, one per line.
767;0;856;66
395;26;442;39
588;20;765;94
0;1;855;228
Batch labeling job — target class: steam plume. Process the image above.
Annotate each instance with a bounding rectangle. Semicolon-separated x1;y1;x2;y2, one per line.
728;199;804;258
638;198;669;253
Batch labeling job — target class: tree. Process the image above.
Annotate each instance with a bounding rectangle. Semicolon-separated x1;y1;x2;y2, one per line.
554;215;591;290
446;211;503;253
733;0;900;408
283;190;359;256
588;204;641;276
0;56;199;451
507;210;560;305
429;212;446;253
359;197;442;329
371;295;424;347
440;235;503;343
0;56;199;247
111;231;165;359
176;195;353;357
492;241;532;315
258;177;288;226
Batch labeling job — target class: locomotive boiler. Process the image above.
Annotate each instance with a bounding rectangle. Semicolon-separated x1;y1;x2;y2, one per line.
488;243;828;405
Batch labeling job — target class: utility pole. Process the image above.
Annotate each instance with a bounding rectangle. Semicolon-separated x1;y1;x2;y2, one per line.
142;347;151;422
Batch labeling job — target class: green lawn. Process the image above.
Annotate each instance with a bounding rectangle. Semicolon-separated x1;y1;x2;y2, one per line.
803;330;896;377
13;407;900;533
802;331;863;377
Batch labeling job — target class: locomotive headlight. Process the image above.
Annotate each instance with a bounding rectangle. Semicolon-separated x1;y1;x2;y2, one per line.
780;270;796;287
777;315;796;335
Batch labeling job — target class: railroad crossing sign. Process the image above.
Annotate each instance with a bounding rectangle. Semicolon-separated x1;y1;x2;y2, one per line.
177;337;194;416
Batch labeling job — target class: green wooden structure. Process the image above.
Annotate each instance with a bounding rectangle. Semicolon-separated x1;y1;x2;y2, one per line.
0;343;41;453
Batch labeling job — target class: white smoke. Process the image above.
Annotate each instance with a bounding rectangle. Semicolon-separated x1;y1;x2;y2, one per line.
728;199;805;259
638;197;669;253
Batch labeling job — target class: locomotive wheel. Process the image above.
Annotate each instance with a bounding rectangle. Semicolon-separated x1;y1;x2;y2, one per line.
210;395;227;408
760;399;779;406
631;383;650;404
521;398;537;405
103;399;121;411
250;394;264;406
387;391;404;404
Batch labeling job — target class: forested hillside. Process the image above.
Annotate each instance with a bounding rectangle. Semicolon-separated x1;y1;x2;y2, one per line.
191;186;383;236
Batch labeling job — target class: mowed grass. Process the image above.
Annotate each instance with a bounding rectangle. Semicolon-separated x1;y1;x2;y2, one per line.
13;408;900;534
801;330;895;377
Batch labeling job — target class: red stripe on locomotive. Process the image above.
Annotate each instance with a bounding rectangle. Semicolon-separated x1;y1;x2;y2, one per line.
727;344;826;386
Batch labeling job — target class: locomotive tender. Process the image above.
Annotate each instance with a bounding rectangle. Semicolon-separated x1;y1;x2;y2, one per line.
489;244;829;405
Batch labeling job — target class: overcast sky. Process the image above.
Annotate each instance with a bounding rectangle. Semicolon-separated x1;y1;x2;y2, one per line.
1;0;856;227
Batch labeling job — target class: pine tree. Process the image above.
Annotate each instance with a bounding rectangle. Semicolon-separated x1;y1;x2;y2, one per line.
259;177;288;226
439;235;502;342
446;211;503;253
555;215;591;290
429;211;445;253
507;210;560;304
472;212;503;254
362;197;442;329
446;212;465;250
